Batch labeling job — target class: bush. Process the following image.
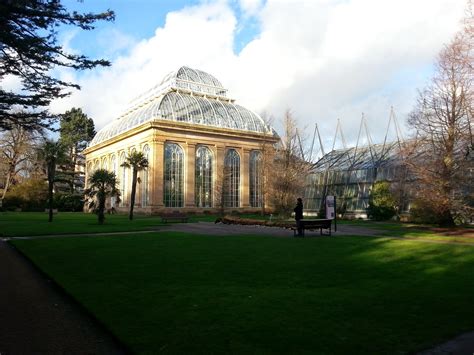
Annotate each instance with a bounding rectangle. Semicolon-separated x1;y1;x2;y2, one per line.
53;193;84;212
409;199;462;226
3;178;48;211
367;181;396;221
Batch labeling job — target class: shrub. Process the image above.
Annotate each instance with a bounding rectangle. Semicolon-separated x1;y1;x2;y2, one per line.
3;178;48;211
53;193;84;212
367;181;396;221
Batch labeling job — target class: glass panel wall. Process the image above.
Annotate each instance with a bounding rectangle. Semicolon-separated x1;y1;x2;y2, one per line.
119;152;127;207
141;145;150;207
195;146;213;207
224;149;240;208
110;155;117;208
249;150;262;207
164;143;184;207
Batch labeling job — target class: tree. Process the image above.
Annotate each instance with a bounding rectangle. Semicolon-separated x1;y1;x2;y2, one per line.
120;151;149;220
407;9;473;226
0;1;114;132
271;110;312;217
367;181;397;221
38;139;66;222
0;123;39;201
258;112;277;215
84;169;120;225
58;107;95;193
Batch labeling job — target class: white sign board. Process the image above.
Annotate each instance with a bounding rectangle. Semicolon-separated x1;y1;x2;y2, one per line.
326;195;335;219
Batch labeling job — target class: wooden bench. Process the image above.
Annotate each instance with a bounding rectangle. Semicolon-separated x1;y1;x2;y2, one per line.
293;219;332;237
161;212;189;223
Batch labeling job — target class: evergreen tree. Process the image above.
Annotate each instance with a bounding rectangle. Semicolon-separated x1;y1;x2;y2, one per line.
367;181;396;221
58;107;95;193
121;151;149;220
84;169;120;225
38;139;66;222
0;0;114;132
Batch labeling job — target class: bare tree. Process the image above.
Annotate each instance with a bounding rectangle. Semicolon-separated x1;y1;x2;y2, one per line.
258;112;277;215
271;109;312;217
407;8;473;225
0;124;39;201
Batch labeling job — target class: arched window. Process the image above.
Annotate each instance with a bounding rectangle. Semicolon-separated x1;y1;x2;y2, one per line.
94;160;100;172
195;146;213;207
224;149;240;208
110;154;117;208
119;152;127;206
164;143;184;207
101;157;108;170
141;145;150;207
249;150;262;207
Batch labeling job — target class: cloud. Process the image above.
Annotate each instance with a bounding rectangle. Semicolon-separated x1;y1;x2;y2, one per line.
238;0;265;17
50;0;466;154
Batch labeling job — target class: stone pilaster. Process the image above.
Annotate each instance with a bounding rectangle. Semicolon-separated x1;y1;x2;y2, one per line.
185;143;196;208
241;148;251;208
150;139;164;208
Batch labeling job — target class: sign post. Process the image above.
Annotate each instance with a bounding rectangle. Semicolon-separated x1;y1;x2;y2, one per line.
325;195;337;232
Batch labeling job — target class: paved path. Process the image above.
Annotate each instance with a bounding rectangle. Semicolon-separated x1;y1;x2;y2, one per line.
0;240;128;355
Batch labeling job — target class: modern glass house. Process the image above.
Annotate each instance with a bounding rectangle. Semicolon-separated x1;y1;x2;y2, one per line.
304;141;411;217
84;67;279;214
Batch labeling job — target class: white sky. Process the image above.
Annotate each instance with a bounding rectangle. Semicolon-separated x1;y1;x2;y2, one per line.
47;0;467;154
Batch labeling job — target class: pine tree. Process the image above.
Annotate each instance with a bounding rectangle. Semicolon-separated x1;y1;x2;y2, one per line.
0;0;114;132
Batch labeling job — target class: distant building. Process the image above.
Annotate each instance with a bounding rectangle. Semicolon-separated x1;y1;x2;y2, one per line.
83;67;279;214
305;142;411;218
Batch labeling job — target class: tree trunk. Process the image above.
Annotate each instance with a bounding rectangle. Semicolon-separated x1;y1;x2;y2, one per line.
98;191;105;225
48;161;55;222
48;179;54;222
1;170;12;201
129;169;138;220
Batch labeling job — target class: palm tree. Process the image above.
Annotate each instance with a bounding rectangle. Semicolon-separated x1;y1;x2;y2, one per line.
38;139;66;222
121;151;149;220
84;169;120;224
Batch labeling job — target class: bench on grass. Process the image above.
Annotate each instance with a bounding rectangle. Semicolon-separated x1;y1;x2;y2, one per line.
293;219;332;237
161;212;189;223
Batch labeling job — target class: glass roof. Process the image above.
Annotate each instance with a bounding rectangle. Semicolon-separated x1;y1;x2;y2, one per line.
312;142;403;172
89;67;274;146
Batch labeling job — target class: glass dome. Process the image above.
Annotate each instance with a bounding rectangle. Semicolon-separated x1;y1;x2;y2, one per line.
89;67;274;146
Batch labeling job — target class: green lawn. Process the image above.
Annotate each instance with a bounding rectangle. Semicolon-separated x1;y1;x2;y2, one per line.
11;232;474;354
0;212;167;237
0;212;228;237
339;219;474;244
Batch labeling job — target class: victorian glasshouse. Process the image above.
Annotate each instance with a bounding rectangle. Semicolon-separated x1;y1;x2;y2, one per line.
83;67;279;214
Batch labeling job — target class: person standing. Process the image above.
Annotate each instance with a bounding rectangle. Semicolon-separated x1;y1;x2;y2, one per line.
294;197;303;236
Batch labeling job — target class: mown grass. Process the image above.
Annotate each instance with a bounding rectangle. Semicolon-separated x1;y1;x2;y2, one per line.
11;233;474;354
0;212;167;237
340;219;474;244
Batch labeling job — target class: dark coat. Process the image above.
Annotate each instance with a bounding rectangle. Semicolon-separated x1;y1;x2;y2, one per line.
294;201;303;220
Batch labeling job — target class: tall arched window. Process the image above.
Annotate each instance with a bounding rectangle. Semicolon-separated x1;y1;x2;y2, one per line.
195;146;213;207
101;157;108;170
119;152;127;206
141;145;150;207
224;149;240;208
249;150;262;207
164;143;184;207
110;154;117;208
94;160;100;172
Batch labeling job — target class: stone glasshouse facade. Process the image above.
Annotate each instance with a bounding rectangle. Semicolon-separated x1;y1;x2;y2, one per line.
83;67;279;214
